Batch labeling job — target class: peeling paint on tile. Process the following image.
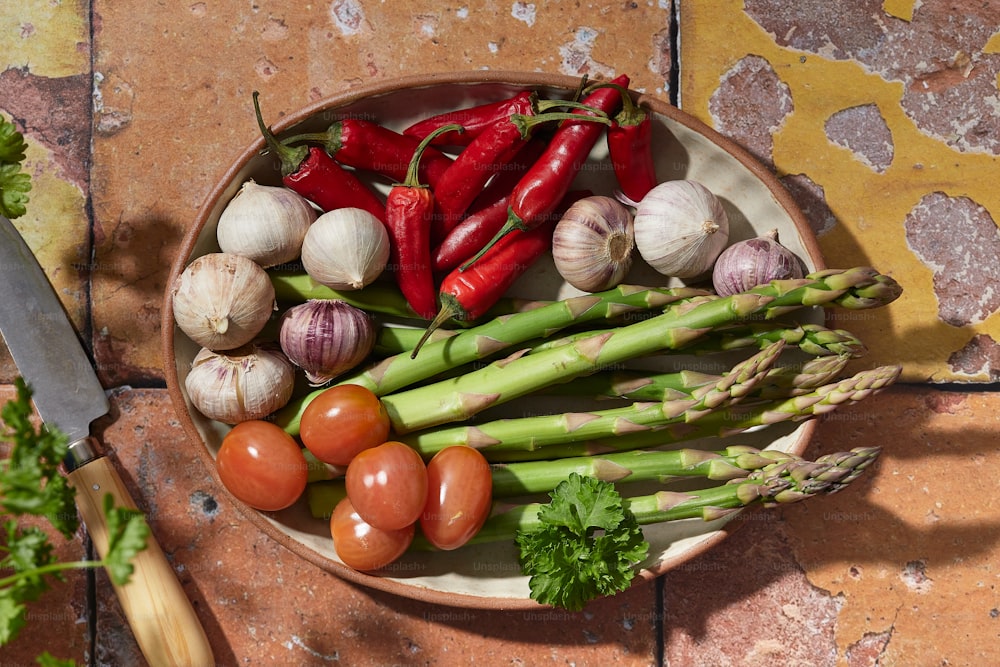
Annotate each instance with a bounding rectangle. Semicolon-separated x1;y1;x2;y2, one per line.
261;17;289;41
0;68;91;189
709;55;793;168
780;173;838;237
189;2;208;18
744;0;1000;155
93;70;134;136
559;27;615;78
511;2;536;27
255;56;279;80
947;333;1000;380
825;103;894;173
845;629;893;666
904;192;1000;327
329;0;366;36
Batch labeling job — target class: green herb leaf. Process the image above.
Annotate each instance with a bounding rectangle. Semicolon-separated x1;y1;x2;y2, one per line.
0;114;32;219
36;652;78;667
515;473;649;611
100;493;150;586
1;379;78;538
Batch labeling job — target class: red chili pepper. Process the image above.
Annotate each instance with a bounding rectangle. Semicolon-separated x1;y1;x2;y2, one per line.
414;189;590;356
281;119;453;189
412;217;556;358
431;136;547;271
460;74;630;269
588;82;657;203
432;92;610;238
253;92;386;220
384;123;464;320
402;90;534;146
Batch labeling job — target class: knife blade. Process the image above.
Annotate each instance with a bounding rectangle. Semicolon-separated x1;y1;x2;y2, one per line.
0;215;214;667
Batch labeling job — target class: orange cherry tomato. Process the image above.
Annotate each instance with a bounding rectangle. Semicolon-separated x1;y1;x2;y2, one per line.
345;441;427;531
420;446;493;550
216;420;308;511
299;384;390;466
330;497;414;571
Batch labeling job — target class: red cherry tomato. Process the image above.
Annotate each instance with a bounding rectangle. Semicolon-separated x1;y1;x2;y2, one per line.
330;497;414;571
345;441;427;531
299;384;390;466
216;420;308;511
420;446;493;550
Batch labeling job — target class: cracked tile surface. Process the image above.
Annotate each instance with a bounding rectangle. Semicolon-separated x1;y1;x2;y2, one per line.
1;1;997;665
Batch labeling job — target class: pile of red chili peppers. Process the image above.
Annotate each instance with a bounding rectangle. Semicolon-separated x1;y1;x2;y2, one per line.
253;74;657;355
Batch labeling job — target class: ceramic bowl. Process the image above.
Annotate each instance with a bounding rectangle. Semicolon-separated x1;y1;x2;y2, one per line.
163;71;825;609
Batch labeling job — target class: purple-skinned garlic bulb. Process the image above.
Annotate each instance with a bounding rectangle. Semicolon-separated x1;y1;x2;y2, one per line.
711;229;805;296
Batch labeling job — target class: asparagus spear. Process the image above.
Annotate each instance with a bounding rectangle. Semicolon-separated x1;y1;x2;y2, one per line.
474;446;882;542
539;354;852;403
489;445;800;496
396;341;785;454
276;284;711;433
305;445;803;519
271;270;559;328
379;268;902;433
487;364;901;462
530;321;867;358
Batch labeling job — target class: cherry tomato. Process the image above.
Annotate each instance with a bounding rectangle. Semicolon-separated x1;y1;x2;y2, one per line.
299;384;390;466
345;441;427;531
330;497;414;571
216;420;308;511
420;446;493;550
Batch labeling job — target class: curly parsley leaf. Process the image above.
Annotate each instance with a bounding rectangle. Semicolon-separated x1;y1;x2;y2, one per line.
0;380;150;649
515;473;649;611
101;493;150;586
0;113;32;219
0;379;78;538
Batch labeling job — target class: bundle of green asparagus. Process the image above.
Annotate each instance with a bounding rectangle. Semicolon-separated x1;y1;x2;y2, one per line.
272;266;902;609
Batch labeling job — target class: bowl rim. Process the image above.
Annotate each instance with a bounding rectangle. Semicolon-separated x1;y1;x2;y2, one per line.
161;70;823;610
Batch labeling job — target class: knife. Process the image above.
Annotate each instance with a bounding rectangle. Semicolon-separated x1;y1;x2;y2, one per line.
0;215;214;666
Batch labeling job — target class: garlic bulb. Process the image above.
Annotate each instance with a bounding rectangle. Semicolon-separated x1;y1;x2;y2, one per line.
552;196;635;292
185;342;295;424
279;299;376;386
301;208;390;290
171;252;276;351
216;180;318;268
633;180;730;279
712;229;804;296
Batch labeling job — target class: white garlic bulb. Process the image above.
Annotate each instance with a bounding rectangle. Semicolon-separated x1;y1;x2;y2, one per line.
171;252;276;351
633;179;730;279
552;196;635;292
216;180;318;268
300;208;390;290
185;342;296;424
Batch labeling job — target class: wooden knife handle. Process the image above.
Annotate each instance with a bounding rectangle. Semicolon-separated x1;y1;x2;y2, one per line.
68;450;215;667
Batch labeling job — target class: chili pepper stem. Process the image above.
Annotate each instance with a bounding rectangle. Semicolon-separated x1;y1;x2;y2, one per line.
252;91;309;177
411;298;461;358
459;209;527;270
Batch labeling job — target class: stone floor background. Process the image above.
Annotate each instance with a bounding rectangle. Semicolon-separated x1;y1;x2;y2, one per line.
2;1;999;665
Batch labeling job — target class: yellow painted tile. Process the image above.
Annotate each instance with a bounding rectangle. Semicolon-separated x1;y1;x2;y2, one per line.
0;0;89;76
680;1;1000;383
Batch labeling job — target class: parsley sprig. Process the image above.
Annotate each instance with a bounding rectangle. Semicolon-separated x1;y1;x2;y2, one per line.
0;113;31;219
515;473;649;611
0;378;150;649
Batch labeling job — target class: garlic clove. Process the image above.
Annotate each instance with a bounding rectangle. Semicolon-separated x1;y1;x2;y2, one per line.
185;342;296;424
633;179;730;279
217;180;318;268
552;195;635;292
171;252;277;351
711;228;805;296
279;299;376;386
300;208;390;290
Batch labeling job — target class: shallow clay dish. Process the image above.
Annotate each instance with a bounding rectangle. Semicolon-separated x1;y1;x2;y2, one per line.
163;71;825;609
